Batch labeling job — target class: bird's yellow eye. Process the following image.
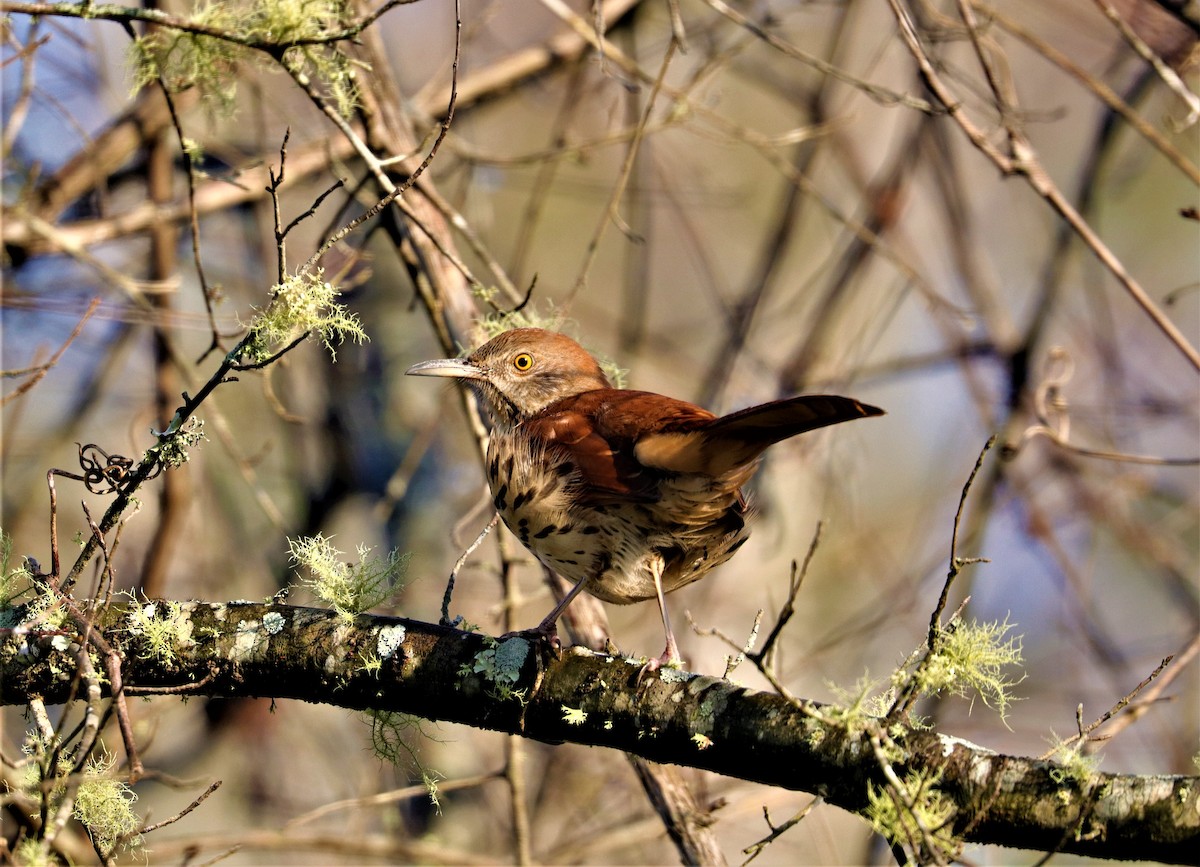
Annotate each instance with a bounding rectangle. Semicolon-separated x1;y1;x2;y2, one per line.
512;352;534;372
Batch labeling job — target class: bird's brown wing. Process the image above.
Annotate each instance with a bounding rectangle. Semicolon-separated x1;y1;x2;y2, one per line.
635;394;884;478
523;390;883;501
522;389;717;505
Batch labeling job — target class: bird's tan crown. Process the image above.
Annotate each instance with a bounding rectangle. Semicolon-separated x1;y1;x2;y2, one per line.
471;328;598;368
464;328;612;423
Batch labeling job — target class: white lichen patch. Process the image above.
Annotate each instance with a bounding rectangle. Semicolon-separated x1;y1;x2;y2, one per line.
263;611;285;635
377;624;406;659
968;753;995;787
938;733;996;757
231;619;263;663
659;667;691;683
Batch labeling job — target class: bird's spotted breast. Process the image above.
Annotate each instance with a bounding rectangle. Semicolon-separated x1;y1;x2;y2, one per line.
486;431;597;579
485;427;752;605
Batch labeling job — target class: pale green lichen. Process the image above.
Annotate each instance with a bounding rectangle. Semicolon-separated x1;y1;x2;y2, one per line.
562;705;587;725
288;534;408;620
866;768;959;865
463;636;529;702
819;671;897;732
1045;732;1102;788
129;0;360;116
658;666;690;683
365;711;443;812
241;270;366;364
12;838;53;867
895;616;1024;723
124;597;192;664
20;731;65;801
73;751;142;856
356;647;382;677
0;529;33;607
154;416;206;469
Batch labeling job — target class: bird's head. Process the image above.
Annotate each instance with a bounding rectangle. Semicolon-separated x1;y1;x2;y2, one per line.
406;328;611;426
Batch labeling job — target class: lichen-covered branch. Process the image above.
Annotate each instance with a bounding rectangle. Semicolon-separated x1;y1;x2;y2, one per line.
2;599;1195;863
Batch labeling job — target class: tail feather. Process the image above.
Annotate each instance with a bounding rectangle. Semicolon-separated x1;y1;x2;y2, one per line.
707;395;883;445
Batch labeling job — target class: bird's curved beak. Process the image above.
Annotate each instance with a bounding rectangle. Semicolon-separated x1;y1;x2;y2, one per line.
405;357;486;380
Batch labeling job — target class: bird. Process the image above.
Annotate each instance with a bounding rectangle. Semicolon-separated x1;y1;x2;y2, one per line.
407;327;883;669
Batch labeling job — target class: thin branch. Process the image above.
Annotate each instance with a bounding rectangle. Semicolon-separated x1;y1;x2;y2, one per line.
888;437;994;721
978;2;1199;183
932;436;995;649
135;780;222;835
1039;653;1178;758
1090;0;1200;126
443;512;498;626
2;297;100;405
752;522;824;669
885;0;1200;371
741;798;822;866
299;0;463;275
566;35;677;302
0;17;42;155
0;0;419;50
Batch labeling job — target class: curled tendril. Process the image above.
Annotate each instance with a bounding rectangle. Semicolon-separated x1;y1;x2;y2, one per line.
1003;349;1198;466
75;443;161;494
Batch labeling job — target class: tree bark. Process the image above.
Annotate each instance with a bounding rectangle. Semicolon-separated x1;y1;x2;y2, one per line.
3;598;1195;863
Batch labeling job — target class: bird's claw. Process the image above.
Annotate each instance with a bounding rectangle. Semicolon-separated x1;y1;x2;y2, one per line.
635;650;684;685
500;621;562;658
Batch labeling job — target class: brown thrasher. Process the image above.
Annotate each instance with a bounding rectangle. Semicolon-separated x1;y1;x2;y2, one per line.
407;328;883;667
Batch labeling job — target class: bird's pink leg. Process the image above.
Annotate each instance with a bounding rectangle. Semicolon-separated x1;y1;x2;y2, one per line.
640;556;682;677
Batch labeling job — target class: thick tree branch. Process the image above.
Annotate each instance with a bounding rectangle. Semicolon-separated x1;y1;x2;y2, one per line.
2;599;1195;863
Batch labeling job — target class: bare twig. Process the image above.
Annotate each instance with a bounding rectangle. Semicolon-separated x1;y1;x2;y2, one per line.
1091;0;1200;125
888;437;994;721
2;297;100;405
136;780;223;835
443;512;499;626
885;0;1200;371
752;522;825;669
299;0;463;275
741;797;823;866
1040;652;1179;758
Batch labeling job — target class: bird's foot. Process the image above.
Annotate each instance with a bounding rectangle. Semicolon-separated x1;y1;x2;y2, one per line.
635;648;684;685
499;619;562;658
